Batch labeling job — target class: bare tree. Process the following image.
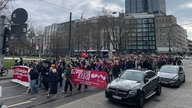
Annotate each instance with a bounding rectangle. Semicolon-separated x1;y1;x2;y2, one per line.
0;0;12;11
73;20;92;53
91;18;104;54
99;7;125;56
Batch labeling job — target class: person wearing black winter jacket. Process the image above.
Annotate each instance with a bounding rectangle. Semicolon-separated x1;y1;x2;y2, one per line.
57;63;63;87
47;68;59;98
28;66;39;94
112;61;121;79
63;65;72;94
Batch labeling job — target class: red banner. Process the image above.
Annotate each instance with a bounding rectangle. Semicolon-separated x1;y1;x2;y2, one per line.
11;66;30;87
71;68;107;89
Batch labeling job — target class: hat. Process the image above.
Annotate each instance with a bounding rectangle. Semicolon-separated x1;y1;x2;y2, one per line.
51;64;56;68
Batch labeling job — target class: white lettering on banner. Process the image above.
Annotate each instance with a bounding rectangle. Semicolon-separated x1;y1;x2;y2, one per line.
71;68;107;89
72;69;84;74
14;68;28;74
0;86;2;97
91;74;106;81
78;71;91;81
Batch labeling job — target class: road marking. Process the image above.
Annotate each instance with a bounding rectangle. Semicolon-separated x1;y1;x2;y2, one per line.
2;85;18;90
0;86;2;97
6;101;32;108
30;98;36;101
0;94;24;101
0;80;10;84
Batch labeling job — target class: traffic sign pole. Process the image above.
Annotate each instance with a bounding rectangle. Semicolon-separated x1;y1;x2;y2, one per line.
0;15;6;67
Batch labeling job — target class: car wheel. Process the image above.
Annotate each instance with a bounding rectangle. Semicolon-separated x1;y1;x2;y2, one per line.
156;83;161;95
136;92;145;108
183;76;185;83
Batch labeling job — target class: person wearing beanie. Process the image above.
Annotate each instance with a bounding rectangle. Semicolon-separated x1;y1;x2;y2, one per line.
47;68;59;98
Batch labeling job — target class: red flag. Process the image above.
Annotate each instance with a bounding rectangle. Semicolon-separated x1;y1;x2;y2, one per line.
81;52;87;58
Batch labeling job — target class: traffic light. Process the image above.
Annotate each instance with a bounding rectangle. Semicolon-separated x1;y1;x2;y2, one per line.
2;27;10;54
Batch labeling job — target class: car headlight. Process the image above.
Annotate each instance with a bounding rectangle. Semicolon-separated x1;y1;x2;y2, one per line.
170;76;179;82
128;90;137;97
105;85;110;92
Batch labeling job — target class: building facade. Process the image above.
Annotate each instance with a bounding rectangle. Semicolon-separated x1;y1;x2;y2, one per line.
42;0;189;56
123;13;156;53
125;0;166;16
155;15;188;54
188;39;192;54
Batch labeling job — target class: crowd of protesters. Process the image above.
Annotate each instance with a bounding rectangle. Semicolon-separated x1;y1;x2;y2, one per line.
14;54;183;98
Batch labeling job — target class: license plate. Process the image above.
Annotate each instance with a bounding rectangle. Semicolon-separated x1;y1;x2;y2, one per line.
112;95;122;100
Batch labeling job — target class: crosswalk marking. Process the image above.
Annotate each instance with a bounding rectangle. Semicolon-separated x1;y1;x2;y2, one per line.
6;101;32;108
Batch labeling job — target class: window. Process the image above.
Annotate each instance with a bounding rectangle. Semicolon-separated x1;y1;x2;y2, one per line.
138;46;143;49
149;32;155;36
148;19;154;23
143;28;148;32
137;33;142;36
143;33;147;36
143;19;148;23
150;46;155;49
137;37;142;40
143;24;148;28
143;37;148;40
132;42;136;45
132;46;136;49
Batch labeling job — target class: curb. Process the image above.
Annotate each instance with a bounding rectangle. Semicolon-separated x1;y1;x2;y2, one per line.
0;77;12;80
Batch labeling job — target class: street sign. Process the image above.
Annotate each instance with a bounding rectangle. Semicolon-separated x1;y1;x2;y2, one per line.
11;24;27;35
11;8;28;24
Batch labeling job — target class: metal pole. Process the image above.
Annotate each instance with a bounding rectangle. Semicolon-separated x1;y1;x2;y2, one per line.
68;12;72;57
0;15;6;67
168;33;171;55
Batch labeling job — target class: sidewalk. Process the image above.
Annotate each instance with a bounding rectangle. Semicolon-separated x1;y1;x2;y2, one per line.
56;92;105;108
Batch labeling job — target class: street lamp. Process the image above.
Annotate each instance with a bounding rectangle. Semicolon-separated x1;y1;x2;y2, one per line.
107;12;118;59
68;12;72;57
168;32;171;55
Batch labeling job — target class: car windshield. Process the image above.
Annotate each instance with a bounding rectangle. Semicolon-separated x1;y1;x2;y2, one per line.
159;66;178;74
120;70;144;82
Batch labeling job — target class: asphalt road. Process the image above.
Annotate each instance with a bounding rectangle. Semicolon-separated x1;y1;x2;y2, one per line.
1;59;192;108
0;80;103;108
57;59;192;108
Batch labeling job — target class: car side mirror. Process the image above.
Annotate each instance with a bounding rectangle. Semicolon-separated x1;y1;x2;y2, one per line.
144;78;149;83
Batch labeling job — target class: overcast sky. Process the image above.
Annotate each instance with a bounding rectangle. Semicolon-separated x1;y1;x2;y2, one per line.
8;0;192;39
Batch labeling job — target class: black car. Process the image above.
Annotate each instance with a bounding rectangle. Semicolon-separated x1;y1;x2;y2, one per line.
105;69;161;108
158;65;185;87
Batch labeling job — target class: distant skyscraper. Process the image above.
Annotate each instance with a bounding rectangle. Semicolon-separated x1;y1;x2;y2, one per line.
125;0;166;16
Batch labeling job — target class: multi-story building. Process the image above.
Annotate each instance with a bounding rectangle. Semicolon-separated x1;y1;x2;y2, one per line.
155;15;188;54
125;0;166;16
43;14;188;56
44;22;76;56
188;39;192;54
43;0;188;56
123;13;156;53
